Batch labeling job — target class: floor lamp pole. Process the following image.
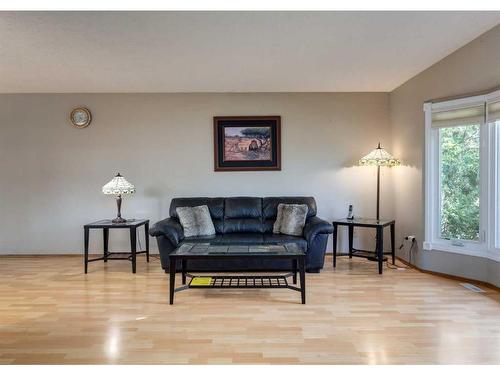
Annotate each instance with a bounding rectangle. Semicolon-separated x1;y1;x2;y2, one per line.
376;165;380;221
372;165;381;261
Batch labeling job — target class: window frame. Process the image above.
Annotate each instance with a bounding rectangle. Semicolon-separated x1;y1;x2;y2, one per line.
424;91;500;262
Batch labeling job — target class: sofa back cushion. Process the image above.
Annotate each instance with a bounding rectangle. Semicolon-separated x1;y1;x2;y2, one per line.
169;196;317;235
170;198;224;233
223;197;263;233
262;197;317;233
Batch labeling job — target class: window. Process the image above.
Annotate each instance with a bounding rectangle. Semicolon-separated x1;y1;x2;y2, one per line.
439;123;481;242
489;99;500;248
424;91;500;262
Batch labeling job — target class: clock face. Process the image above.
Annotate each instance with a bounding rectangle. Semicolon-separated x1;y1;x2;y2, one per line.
70;107;91;128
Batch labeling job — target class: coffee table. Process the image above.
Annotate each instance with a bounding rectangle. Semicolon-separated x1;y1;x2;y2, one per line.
168;243;306;305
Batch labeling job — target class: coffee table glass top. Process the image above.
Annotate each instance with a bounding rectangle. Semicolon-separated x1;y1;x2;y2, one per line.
171;242;304;256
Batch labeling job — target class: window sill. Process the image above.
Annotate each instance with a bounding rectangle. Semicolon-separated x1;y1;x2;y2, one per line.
424;241;500;262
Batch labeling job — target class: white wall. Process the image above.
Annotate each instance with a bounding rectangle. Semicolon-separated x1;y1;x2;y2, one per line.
389;24;500;286
0;93;392;255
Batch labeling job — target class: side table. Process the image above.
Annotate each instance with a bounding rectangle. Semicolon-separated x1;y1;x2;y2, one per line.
332;218;395;274
84;219;149;274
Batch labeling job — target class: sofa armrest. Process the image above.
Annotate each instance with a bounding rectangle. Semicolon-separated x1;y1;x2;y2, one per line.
303;216;333;243
149;218;184;247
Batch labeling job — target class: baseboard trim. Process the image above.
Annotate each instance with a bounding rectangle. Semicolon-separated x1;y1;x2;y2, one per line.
0;254;81;257
394;256;500;292
324;254;499;291
0;252;160;257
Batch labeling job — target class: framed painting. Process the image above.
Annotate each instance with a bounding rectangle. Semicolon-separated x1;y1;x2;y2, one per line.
213;116;281;171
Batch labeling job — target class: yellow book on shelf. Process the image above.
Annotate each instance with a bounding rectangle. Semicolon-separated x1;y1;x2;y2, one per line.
190;277;213;286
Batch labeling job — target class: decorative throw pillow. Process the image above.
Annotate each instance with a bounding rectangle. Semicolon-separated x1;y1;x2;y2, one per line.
176;205;216;237
273;204;308;236
273;205;286;234
193;205;216;236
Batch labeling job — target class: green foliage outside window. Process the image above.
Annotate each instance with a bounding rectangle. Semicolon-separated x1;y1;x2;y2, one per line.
439;124;480;241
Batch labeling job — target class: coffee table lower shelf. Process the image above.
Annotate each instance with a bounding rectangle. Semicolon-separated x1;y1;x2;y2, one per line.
171;273;305;304
168;243;306;305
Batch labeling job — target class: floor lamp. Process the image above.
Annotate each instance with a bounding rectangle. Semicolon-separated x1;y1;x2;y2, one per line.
359;142;401;221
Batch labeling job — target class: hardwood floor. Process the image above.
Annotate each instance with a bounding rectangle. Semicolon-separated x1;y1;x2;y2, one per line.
0;255;499;364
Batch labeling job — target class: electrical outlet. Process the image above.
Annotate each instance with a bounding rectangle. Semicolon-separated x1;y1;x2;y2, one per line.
405;235;416;243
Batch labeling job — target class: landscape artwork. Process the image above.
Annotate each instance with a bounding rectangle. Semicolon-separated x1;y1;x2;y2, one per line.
214;116;281;171
223;126;272;162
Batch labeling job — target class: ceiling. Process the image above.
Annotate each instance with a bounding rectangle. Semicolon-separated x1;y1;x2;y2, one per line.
1;11;499;93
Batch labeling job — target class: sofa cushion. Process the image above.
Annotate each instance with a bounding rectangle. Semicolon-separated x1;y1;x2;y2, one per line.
263;197;317;219
223;197;263;233
170;197;224;233
224;197;262;218
273;204;308;236
223;218;264;234
263;233;307;251
170;198;224;219
181;234;222;244
176;205;216;237
175;206;198;237
221;233;264;244
262;219;276;233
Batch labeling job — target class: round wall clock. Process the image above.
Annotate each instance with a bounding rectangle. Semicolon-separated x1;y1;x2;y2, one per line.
70;107;92;128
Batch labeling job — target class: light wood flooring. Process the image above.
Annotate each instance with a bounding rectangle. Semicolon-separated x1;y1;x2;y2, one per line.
0;255;499;364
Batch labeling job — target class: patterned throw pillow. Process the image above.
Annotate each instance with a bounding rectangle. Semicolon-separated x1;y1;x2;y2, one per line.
176;205;216;237
273;204;308;236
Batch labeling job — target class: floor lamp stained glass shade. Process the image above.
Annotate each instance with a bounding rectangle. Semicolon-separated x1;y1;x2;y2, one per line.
102;173;136;223
359;143;401;167
359;143;400;220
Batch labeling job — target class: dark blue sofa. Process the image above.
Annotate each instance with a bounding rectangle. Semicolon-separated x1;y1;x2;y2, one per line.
149;196;333;273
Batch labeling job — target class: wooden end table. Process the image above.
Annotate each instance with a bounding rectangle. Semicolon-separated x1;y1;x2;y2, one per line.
332;218;395;274
83;219;149;274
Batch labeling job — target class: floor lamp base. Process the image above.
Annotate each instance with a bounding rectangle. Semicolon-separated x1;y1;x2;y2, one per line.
366;255;388;262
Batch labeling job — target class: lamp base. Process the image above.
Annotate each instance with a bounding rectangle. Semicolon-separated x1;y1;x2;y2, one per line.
112;195;127;223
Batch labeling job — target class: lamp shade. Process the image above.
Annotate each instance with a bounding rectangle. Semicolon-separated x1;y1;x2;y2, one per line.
359;143;401;167
102;173;136;195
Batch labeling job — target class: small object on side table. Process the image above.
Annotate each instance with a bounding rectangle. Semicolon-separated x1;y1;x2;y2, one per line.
332;217;395;274
83;219;149;274
347;204;354;220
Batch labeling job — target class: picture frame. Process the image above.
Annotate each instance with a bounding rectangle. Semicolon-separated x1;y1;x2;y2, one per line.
213;116;281;171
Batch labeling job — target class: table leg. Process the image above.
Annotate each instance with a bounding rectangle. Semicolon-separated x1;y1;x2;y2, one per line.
292;259;297;284
130;228;137;274
391;223;395;265
376;226;383;274
348;224;354;259
169;257;176;305
182;259;187;285
84;227;89;274
145;222;150;263
103;228;109;263
299;257;306;304
333;224;338;268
